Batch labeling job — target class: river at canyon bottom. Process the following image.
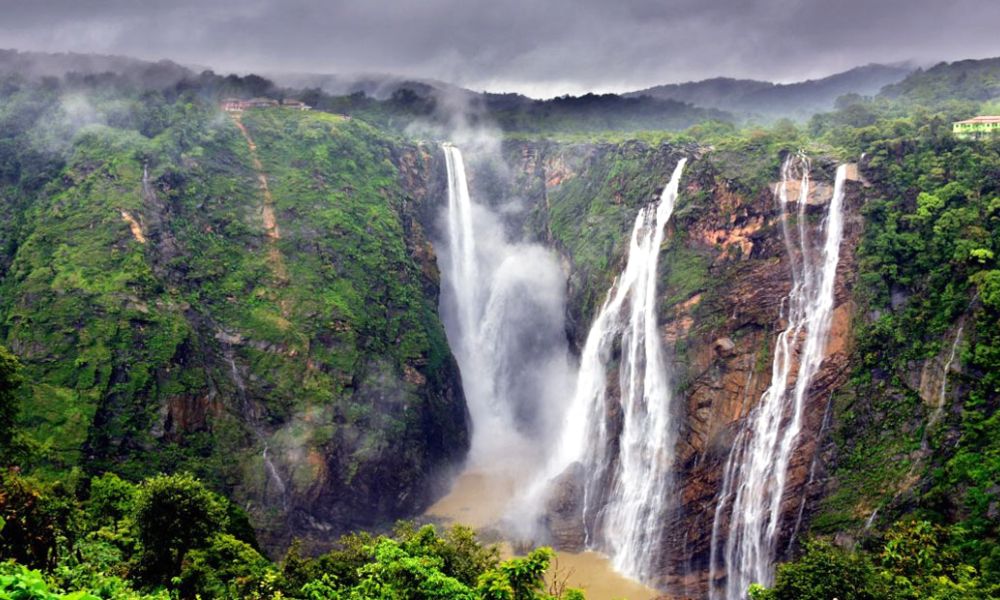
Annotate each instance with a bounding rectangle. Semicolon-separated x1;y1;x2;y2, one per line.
424;469;660;600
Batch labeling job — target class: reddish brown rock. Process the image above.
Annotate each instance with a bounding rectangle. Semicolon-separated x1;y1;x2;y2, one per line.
654;166;863;597
160;393;222;438
485;143;865;597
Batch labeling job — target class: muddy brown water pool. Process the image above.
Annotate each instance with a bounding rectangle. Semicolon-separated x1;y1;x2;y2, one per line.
425;470;660;600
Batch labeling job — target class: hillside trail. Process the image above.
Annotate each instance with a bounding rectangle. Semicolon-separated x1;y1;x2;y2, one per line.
230;113;290;289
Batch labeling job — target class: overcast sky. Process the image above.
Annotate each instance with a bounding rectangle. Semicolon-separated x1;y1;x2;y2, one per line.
1;0;999;98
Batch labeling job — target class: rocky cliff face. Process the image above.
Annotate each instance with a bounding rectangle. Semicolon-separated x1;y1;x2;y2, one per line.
1;108;469;553
463;139;867;596
657;158;864;598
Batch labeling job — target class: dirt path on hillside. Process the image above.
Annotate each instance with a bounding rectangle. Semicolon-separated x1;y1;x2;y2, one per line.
230;114;289;285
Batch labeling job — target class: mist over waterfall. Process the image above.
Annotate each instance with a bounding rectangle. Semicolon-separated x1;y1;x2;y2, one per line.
520;158;687;583
438;143;575;468
709;156;847;600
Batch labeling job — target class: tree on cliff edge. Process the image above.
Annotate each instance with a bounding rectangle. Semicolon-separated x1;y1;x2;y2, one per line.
0;345;24;465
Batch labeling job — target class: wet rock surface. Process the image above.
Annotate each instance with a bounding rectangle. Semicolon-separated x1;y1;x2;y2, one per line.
481;142;865;596
543;463;589;552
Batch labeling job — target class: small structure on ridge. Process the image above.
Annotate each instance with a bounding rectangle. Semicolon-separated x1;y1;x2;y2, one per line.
953;115;1000;139
221;97;309;112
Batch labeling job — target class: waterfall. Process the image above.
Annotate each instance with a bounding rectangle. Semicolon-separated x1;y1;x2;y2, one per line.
439;143;574;468
443;145;479;355
531;158;687;583
709;156;847;599
223;345;288;507
928;325;963;432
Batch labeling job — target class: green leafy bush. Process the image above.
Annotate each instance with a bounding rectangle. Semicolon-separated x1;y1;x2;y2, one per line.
748;540;883;600
133;473;228;584
0;347;24;465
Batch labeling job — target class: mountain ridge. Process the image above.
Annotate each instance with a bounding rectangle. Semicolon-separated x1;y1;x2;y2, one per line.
625;63;915;118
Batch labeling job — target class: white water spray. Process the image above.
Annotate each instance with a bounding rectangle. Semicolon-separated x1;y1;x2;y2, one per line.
439;143;574;469
526;158;687;583
710;157;847;599
443;146;480;354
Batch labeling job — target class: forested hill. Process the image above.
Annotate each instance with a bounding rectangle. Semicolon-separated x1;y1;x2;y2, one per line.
0;49;728;134
0;48;194;89
880;56;1000;106
624;63;914;120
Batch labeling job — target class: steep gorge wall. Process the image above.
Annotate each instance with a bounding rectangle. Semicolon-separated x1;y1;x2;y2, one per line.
465;139;867;596
0;109;468;552
658;158;863;597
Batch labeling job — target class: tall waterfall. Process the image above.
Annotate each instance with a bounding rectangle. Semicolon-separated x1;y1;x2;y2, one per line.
439;143;574;468
709;156;847;599
531;158;687;583
442;145;480;359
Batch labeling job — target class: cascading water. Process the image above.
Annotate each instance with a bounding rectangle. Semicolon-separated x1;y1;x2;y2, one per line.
527;158;687;583
442;145;480;356
709;156;847;599
439;142;574;467
928;324;963;432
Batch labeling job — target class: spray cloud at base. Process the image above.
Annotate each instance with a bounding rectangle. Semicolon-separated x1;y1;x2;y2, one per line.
435;138;577;480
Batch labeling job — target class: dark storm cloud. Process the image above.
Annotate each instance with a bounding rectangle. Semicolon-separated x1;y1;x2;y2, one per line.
1;0;998;97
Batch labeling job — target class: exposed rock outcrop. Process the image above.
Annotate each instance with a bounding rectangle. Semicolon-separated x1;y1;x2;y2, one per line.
543;462;588;552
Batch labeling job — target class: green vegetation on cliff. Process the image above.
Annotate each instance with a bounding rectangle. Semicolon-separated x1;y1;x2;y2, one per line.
0;72;467;546
541;142;689;324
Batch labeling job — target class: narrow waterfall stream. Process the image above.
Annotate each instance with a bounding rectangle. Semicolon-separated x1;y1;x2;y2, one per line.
709;157;847;600
928;324;964;432
525;158;688;584
223;345;288;508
